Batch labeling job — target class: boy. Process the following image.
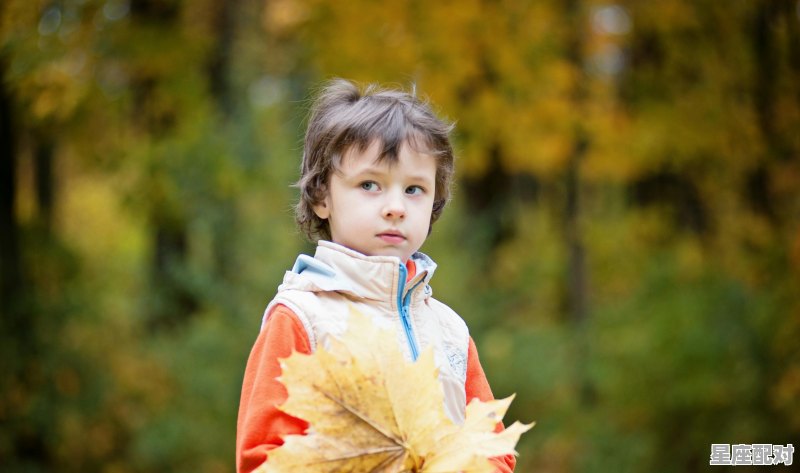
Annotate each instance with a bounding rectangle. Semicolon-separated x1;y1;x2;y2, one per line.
236;79;516;473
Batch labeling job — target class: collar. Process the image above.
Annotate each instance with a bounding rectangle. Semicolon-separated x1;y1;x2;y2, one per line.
278;240;437;303
405;258;417;282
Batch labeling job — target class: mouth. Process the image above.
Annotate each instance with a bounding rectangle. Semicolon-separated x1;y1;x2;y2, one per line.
377;231;406;244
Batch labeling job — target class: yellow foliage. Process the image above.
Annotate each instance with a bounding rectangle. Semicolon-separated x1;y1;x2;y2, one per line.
260;310;533;473
263;0;310;36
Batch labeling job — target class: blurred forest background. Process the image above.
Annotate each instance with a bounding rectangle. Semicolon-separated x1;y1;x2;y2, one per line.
2;0;799;472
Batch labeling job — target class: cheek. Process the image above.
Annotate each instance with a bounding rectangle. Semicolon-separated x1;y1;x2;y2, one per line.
423;197;436;216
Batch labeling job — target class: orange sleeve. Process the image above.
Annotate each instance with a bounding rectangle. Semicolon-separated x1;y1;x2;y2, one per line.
465;337;517;473
236;304;312;473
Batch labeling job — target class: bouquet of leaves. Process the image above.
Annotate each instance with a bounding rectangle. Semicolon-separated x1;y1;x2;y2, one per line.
258;310;533;473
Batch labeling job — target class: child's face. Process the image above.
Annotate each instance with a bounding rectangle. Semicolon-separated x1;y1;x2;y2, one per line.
313;140;437;262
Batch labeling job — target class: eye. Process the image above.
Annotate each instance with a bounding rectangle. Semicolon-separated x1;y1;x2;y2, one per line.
405;185;424;196
360;181;379;191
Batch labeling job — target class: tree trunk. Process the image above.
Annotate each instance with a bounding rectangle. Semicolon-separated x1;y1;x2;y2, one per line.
562;0;594;407
34;137;55;231
0;57;20;318
130;0;197;330
0;53;52;471
208;0;240;281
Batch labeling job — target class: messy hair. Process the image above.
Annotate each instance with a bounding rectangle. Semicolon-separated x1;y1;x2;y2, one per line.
295;78;455;242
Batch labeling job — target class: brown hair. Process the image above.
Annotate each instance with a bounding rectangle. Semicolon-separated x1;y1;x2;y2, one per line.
295;78;455;241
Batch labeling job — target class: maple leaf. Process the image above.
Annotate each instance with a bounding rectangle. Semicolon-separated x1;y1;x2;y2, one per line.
258;309;533;473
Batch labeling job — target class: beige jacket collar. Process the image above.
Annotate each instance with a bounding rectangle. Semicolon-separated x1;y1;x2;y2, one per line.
278;240;436;304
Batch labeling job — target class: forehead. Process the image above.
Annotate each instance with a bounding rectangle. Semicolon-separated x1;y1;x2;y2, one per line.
338;140;437;178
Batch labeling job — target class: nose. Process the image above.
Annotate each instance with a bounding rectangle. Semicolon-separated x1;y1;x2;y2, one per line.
382;190;406;220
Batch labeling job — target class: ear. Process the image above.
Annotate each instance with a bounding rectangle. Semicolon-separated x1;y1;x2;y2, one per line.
313;198;330;219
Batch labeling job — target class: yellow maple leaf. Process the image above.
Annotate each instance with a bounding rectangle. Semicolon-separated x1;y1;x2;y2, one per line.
258;309;533;473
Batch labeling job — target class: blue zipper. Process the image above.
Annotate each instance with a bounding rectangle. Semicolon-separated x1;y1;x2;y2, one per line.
397;263;422;361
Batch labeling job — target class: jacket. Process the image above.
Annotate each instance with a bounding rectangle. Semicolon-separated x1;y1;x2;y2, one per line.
236;241;516;473
265;240;470;423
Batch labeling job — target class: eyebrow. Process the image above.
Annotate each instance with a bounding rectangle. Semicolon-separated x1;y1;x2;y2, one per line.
347;168;434;184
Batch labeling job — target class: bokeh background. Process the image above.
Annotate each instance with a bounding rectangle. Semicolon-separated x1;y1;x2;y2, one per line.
2;0;799;472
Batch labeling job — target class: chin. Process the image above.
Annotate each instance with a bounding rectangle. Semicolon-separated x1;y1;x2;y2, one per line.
375;249;407;260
